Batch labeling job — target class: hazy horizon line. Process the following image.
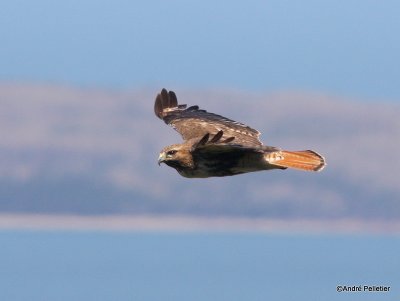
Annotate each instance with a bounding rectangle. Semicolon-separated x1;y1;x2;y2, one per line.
1;214;399;235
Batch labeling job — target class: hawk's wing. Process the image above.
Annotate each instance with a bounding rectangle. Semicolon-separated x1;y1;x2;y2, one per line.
154;88;262;147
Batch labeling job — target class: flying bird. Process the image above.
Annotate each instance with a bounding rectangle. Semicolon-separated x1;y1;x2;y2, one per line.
155;89;326;178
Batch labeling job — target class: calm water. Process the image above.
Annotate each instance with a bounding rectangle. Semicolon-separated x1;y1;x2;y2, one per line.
0;230;398;301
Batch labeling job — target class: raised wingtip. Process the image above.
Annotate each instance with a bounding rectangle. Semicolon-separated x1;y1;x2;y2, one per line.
154;89;187;120
154;88;175;119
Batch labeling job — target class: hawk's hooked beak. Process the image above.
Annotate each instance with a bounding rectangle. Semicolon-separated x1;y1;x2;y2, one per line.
158;152;166;165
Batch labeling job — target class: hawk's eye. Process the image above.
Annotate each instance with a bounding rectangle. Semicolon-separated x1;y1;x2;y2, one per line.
167;150;177;156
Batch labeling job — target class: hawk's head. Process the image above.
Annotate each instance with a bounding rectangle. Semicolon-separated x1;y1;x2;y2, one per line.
158;144;194;170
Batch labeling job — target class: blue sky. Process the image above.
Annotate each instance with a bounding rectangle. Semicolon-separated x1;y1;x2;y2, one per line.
1;0;399;100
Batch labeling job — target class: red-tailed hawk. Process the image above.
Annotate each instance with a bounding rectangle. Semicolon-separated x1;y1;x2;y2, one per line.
155;89;326;178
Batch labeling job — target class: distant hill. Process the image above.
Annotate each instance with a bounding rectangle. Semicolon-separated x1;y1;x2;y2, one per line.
1;83;399;220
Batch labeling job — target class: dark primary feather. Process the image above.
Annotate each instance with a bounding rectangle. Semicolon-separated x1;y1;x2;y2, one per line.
191;131;235;150
154;88;262;147
209;130;223;143
193;133;210;149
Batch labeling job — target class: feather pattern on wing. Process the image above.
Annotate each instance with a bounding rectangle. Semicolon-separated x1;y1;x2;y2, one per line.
154;88;262;147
